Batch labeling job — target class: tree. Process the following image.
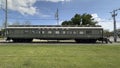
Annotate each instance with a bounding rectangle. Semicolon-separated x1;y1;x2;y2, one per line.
81;13;97;26
117;29;120;38
71;14;81;25
61;13;98;26
61;21;72;25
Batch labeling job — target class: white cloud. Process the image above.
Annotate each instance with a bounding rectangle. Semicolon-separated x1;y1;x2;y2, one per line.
91;13;101;22
0;0;71;16
0;0;37;15
99;20;113;31
91;13;120;31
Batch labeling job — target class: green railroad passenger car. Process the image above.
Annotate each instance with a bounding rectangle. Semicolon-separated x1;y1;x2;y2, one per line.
4;25;104;43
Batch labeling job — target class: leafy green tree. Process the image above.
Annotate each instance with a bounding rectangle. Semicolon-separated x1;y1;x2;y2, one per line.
61;21;72;25
81;13;97;26
71;14;81;25
61;13;98;26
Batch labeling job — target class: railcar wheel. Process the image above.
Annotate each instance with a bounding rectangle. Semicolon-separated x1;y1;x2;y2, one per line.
75;39;96;43
75;39;87;43
75;39;84;43
90;39;96;43
12;39;19;42
75;39;80;43
12;39;33;42
25;39;33;42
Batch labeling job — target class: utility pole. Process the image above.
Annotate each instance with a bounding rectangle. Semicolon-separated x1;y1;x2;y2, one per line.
55;8;59;25
112;10;117;42
110;8;120;42
3;0;8;37
5;0;8;29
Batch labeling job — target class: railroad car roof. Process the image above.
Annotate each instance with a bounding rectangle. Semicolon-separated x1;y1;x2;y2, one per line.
8;25;101;27
6;26;103;29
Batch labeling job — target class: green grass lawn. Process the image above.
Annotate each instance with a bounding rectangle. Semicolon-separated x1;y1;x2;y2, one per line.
0;44;120;68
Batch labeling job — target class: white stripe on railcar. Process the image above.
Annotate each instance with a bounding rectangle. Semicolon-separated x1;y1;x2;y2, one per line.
6;27;103;29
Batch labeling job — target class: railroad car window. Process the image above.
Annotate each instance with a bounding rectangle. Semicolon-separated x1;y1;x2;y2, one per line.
79;31;84;34
24;30;29;33
39;31;41;34
73;31;77;34
100;30;103;34
10;30;14;34
6;30;9;35
96;30;100;34
66;31;70;34
92;30;96;34
32;30;35;34
63;31;66;34
86;30;92;34
69;31;72;34
42;31;45;34
55;31;60;34
13;30;19;34
94;30;102;34
48;31;52;34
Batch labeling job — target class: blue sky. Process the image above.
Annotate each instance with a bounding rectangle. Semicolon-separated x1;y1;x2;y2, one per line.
0;0;120;31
